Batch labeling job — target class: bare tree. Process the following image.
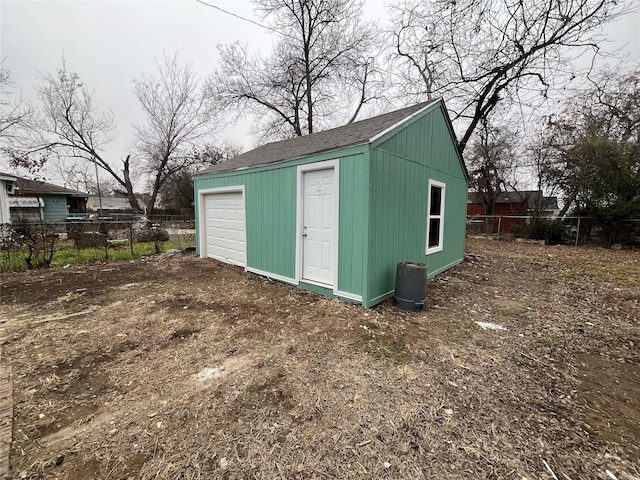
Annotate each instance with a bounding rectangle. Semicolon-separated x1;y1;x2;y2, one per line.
52;160;98;193
158;143;241;213
6;63;144;211
134;54;220;213
389;0;632;153
208;0;380;141
587;65;640;142
545;65;640;217
387;2;451;102
7;55;218;215
0;62;32;142
525;128;561;218
50;158;119;195
467;117;521;217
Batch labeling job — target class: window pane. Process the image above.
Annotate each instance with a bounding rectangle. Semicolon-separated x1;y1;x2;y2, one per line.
428;218;440;248
430;186;442;216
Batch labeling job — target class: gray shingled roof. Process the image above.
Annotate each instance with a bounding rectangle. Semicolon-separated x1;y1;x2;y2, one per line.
197;100;437;175
87;196;132;210
15;178;87;197
0;171;18;181
468;191;559;210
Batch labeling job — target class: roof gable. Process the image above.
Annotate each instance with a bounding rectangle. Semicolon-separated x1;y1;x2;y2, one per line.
197;100;442;175
369;99;468;182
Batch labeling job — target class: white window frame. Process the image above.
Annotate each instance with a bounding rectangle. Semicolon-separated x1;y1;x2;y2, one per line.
426;179;445;254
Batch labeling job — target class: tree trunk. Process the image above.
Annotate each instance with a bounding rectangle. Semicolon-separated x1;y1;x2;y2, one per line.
123;155;144;214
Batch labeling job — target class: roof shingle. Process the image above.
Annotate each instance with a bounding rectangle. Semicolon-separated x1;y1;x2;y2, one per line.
197;100;436;175
15;178;87;197
468;191;558;210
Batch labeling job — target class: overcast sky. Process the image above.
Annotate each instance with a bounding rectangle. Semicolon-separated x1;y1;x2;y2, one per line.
1;0;639;184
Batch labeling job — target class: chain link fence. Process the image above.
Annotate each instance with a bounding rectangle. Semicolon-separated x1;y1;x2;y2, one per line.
4;214;637;271
467;215;640;247
1;219;196;271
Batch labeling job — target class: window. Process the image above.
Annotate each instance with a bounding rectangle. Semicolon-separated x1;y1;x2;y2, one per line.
426;180;445;254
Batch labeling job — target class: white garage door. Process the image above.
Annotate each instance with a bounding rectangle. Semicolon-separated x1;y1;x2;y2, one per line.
204;191;246;267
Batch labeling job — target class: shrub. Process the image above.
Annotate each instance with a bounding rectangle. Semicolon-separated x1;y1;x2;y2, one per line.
13;223;58;269
522;218;568;245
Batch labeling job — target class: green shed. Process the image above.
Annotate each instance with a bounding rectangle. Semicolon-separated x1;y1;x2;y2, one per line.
194;98;468;308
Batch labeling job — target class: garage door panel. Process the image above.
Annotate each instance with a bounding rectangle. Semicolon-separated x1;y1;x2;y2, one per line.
204;191;246;267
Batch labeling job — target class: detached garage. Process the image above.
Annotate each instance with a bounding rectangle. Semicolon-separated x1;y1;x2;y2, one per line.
194;98;468;308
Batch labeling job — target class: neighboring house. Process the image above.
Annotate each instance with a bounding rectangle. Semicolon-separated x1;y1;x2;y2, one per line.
0;172;17;225
194;99;468;308
86;196;136;215
0;172;18;238
467;191;559;217
9;177;87;224
467;191;560;233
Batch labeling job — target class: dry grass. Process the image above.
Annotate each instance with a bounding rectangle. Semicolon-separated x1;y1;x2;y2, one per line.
1;238;639;479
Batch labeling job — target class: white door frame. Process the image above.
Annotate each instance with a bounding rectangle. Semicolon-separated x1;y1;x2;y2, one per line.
198;185;246;267
295;159;340;288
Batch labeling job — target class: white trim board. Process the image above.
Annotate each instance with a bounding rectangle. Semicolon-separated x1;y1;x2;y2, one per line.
369;98;439;144
334;290;363;303
301;278;333;289
246;267;298;286
426;179;446;255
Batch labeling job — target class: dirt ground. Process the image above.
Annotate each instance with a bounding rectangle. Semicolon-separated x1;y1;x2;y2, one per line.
1;238;638;479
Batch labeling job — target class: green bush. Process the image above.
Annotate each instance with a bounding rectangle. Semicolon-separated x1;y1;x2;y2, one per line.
522;218;568;245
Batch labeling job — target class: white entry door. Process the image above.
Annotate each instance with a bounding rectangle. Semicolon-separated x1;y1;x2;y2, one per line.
302;168;335;286
204;191;246;266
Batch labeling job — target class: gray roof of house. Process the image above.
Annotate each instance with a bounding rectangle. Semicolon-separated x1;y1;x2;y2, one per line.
87;196;134;210
468;191;559;210
0;171;17;182
15;177;87;197
197;100;438;175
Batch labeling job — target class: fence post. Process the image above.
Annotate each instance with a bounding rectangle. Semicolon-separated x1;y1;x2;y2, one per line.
129;222;134;256
497;216;502;240
575;217;581;248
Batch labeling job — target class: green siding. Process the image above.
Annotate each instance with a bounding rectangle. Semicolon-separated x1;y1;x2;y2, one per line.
195;146;369;297
195;167;297;279
248;167;297;276
365;104;467;307
42;195;70;222
337;152;369;298
299;281;333;297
